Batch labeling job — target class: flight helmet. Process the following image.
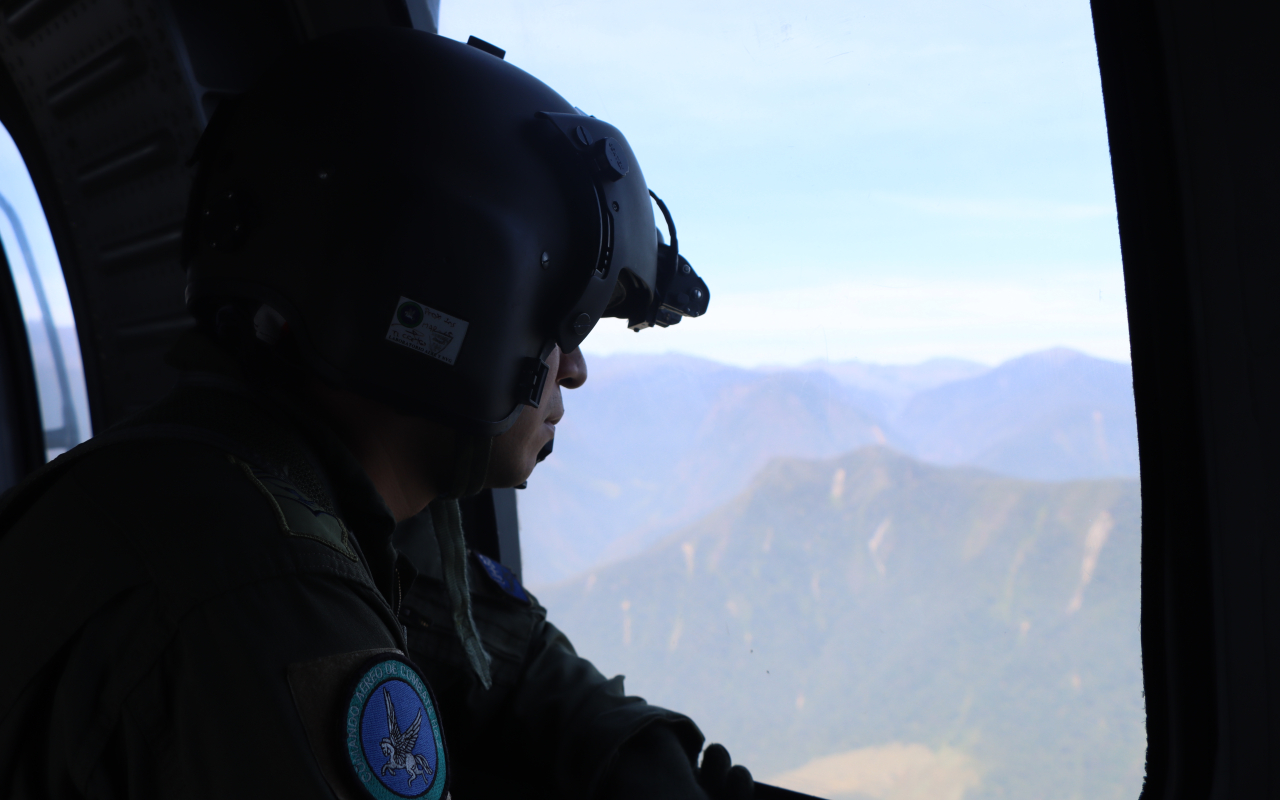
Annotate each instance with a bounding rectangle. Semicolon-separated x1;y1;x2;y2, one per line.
183;27;709;436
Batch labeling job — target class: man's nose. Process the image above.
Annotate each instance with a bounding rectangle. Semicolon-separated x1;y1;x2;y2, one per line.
556;348;588;390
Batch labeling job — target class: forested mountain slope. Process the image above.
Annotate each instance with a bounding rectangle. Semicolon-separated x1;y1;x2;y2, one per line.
538;446;1144;800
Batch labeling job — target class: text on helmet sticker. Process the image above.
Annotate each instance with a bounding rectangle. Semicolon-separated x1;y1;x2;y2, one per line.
385;297;469;366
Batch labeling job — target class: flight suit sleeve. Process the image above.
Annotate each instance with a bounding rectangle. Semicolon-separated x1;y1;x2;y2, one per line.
400;553;705;799
60;572;404;800
598;722;709;800
524;614;711;793
496;613;706;799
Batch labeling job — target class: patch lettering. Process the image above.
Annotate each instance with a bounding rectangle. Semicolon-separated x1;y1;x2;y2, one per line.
344;655;448;800
385;296;468;366
471;551;530;604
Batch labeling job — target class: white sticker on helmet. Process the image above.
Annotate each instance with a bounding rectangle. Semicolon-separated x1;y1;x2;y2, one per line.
385;296;469;366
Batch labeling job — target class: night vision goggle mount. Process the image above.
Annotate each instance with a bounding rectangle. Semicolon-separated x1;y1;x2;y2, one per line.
537;112;710;350
646;191;709;330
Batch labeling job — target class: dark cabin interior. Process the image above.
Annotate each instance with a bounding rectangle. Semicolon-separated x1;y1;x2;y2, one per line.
0;0;1272;795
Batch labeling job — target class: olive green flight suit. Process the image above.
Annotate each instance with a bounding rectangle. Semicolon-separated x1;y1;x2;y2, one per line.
394;514;706;799
0;363;418;799
0;334;708;799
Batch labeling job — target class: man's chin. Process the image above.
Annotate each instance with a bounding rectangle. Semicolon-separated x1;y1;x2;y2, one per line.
483;438;554;490
485;460;537;490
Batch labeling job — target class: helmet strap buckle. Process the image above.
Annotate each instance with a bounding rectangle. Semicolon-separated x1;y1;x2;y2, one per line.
515;357;550;408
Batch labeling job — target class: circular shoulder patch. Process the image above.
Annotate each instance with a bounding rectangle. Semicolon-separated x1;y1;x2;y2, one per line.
343;655;448;800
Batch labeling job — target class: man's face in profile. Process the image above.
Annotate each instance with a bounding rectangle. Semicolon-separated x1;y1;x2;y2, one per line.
486;346;587;488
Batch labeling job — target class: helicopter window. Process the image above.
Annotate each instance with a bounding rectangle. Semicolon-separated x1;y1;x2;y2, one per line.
444;2;1140;798
0;123;92;461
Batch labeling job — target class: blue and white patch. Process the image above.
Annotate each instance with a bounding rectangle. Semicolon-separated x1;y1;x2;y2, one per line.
344;655;448;800
385;296;468;366
471;551;530;604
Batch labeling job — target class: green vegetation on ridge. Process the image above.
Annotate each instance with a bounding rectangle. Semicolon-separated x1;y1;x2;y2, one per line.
538;446;1144;800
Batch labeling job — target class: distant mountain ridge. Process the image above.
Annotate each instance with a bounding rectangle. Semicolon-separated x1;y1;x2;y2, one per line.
895;348;1138;480
538;445;1144;800
796;356;991;418
519;348;1137;585
524;359;889;582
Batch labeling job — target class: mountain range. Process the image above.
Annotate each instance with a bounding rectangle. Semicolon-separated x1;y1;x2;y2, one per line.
519;348;1137;586
536;446;1145;800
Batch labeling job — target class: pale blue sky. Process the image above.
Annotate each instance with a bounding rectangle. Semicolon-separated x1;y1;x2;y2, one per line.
0;2;1128;369
0;125;92;445
440;0;1128;366
0;126;73;327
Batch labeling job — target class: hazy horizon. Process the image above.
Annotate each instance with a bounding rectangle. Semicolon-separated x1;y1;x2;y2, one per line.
582;342;1132;370
34;322;1133;370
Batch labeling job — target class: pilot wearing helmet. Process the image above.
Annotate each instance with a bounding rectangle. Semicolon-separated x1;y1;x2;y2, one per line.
0;27;755;800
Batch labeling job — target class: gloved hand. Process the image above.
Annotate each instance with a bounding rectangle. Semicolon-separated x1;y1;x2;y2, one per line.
697;743;754;800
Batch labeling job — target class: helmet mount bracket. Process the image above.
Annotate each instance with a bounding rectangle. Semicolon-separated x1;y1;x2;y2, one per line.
515;357;550;408
536;111;710;347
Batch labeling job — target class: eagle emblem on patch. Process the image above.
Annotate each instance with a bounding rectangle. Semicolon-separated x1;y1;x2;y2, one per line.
343;655;448;800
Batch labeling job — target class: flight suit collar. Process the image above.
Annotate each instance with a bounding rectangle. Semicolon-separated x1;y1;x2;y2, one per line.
162;330;410;611
273;394;411;609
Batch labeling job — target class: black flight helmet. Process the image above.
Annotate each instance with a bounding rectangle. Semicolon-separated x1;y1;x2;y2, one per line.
183;28;710;436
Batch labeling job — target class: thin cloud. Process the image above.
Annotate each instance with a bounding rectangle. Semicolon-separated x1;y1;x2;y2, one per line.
882;195;1116;221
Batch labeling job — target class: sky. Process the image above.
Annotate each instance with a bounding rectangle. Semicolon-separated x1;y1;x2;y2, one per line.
0;125;93;445
0;126;74;327
0;1;1128;371
439;0;1129;367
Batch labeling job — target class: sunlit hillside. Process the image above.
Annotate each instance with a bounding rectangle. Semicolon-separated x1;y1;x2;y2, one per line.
522;348;1137;585
537;446;1144;800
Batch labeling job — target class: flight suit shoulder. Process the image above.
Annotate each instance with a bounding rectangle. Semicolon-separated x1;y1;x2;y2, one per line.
223;451;359;560
0;435;416;800
50;436;376;608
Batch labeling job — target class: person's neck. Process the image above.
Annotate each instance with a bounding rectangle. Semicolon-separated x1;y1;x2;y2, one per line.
304;380;456;522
